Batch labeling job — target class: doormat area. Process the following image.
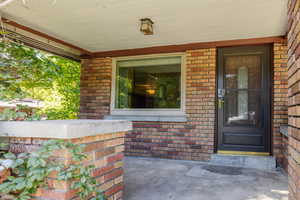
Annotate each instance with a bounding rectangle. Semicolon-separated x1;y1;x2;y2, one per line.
201;165;243;175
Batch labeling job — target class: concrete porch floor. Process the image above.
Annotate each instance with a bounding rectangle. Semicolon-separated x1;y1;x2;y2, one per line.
124;157;288;200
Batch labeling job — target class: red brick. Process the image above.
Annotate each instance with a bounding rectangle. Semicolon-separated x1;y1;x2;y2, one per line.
107;153;124;163
104;169;123;181
33;188;77;200
105;184;124;197
93;165;114;177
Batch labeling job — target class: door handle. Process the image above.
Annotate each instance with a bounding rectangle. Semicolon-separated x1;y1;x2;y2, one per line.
218;98;224;109
218;89;225;109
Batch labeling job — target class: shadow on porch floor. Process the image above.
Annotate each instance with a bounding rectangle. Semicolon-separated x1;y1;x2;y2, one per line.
124;157;288;200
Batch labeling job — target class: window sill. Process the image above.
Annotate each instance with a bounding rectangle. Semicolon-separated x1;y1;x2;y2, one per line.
279;125;288;138
104;115;187;122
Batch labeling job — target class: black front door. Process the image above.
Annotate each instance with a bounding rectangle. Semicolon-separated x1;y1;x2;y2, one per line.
217;45;271;153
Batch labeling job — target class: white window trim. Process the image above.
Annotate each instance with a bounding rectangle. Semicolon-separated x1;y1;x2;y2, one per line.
110;53;186;116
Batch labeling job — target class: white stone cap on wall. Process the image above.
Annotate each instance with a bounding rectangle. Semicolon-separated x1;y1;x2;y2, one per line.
0;120;132;139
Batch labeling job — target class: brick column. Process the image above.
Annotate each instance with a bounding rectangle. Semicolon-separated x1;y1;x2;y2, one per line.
185;48;216;159
79;58;112;119
273;42;288;170
287;0;300;199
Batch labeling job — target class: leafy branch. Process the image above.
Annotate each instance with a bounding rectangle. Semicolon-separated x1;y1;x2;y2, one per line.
0;140;105;200
0;105;42;121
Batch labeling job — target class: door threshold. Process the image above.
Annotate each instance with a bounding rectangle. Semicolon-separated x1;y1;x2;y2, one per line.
217;150;270;156
211;152;276;170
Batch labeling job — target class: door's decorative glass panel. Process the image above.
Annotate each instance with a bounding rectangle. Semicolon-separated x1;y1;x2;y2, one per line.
116;57;181;109
237;66;248;120
225;91;261;127
225;55;261;90
224;55;262;127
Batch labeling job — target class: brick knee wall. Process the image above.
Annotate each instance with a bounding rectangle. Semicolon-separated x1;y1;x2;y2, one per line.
7;132;125;200
287;0;300;199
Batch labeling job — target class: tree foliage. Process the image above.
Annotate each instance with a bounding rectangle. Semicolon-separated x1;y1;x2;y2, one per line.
0;41;80;119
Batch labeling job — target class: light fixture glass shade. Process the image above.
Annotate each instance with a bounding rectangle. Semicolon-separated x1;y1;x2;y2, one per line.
140;18;154;35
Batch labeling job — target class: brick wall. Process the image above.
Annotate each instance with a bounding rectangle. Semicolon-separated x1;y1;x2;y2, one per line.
287;0;300;199
273;42;288;170
80;46;287;163
80;48;216;161
6;132;125;200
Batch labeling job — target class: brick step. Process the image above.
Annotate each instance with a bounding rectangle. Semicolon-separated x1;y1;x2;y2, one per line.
210;154;276;171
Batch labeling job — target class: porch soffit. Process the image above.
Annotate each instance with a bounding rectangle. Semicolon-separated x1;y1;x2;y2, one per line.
0;0;287;56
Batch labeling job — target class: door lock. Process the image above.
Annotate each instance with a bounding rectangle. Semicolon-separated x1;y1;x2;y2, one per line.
218;89;225;98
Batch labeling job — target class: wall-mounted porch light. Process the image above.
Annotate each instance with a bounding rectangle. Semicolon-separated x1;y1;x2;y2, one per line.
140;18;154;35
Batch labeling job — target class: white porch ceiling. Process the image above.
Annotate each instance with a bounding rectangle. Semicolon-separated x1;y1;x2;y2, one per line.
1;0;287;52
